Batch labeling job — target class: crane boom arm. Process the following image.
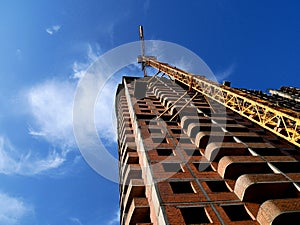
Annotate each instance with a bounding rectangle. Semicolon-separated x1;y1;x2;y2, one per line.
141;55;300;148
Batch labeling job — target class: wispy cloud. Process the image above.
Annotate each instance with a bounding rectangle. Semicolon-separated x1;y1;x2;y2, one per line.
173;57;194;72
72;44;101;79
0;191;33;225
145;41;216;80
46;25;61;35
215;63;236;83
106;22;115;42
26;80;76;148
26;44;117;149
16;49;22;60
94;79;119;143
108;210;120;225
0;135;65;175
69;217;83;225
73;43;119;143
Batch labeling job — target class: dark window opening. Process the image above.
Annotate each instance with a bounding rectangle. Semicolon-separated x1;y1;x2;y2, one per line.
252;148;284;156
146;95;157;100
126;156;139;164
180;207;210;224
153;101;161;105
148;128;162;134
200;108;212;115
226;126;249;132
272;162;300;173
237;136;264;143
185;148;201;156
177;137;192;144
162;163;182;172
222;204;252;221
244;123;255;128
152;137;167;144
145;120;157;125
193;162;213;172
206;181;230;192
170;181;194;193
140;109;152;113
269;139;283;145
155;105;164;109
139;105;148;108
157;148;174;156
171;129;182;134
165;121;179;126
137;114;155;120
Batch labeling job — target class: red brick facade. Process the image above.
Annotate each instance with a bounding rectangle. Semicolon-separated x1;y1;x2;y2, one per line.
116;76;300;225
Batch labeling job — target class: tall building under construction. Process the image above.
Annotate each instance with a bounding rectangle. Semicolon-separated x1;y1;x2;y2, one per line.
115;28;300;225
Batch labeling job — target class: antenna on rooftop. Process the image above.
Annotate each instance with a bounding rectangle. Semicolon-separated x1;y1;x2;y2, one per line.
139;25;147;77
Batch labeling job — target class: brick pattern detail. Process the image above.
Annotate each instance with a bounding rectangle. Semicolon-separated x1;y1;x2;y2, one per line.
116;77;300;225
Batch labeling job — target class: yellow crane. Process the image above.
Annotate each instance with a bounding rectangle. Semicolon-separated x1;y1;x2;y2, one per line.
138;26;300;148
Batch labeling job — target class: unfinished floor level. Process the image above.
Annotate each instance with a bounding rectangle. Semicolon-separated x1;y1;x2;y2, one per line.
116;76;300;225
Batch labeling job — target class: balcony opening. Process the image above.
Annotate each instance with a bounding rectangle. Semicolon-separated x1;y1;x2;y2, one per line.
153;101;161;105
193;162;213;172
237;136;264;143
162;163;183;172
140;109;152;113
171;128;182;134
185;148;201;156
206;180;230;192
180;207;211;224
145;120;157;125
165;121;179;126
272;161;300;173
170;181;194;193
222;204;252;221
157;148;174;156
252;148;284;156
152;137;168;144
148;128;162;134
177;137;192;144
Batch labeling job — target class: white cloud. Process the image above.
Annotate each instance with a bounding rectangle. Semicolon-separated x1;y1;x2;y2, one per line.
215;63;236;83
172;57;194;72
72;61;89;80
145;41;217;81
72;44;102;79
27;80;76;148
95;79;119;143
26;44;118;149
28;151;66;174
46;25;61;35
16;49;22;60
70;217;83;225
0;192;33;225
106;22;115;42
0;135;65;175
73;43;120;144
108;210;120;225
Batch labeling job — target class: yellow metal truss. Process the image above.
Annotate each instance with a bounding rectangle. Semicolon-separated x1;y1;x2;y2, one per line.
141;56;300;148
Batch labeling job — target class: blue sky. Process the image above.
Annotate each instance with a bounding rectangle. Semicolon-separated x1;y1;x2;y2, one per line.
0;1;299;225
